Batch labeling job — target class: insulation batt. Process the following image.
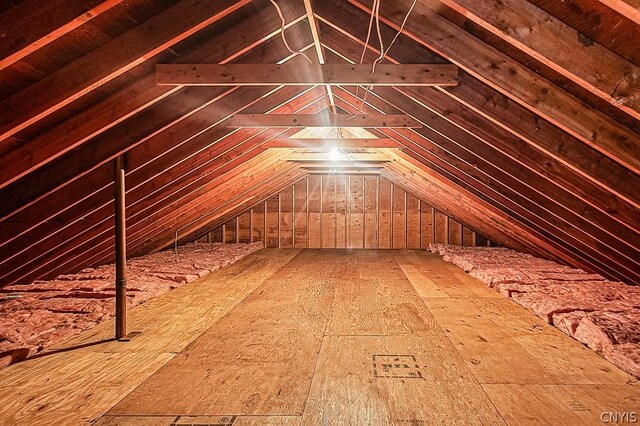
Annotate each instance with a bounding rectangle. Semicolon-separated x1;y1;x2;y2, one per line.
0;242;263;368
429;243;640;379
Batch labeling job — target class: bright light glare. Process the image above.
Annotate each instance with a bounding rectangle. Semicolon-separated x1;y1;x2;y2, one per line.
329;147;341;161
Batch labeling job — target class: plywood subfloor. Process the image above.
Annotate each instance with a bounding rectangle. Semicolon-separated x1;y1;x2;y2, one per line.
1;250;638;425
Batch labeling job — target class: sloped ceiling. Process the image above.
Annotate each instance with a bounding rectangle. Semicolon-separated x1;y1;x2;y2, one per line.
0;0;638;286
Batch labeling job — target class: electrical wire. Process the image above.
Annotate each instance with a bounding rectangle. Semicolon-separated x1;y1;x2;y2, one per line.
270;0;312;64
371;0;418;72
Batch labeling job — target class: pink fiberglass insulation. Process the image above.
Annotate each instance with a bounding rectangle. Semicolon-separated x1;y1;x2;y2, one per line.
0;242;263;368
429;243;640;379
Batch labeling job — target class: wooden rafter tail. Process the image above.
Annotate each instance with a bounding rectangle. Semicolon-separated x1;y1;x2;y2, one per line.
227;113;422;128
155;63;459;86
263;138;400;148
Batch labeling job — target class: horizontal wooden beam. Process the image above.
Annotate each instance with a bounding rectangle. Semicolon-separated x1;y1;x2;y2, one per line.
287;152;390;161
263;138;400;148
301;164;384;169
306;169;381;175
156;63;459;86
227;113;421;128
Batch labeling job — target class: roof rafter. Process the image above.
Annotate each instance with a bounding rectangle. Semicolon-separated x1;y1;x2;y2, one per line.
437;0;640;120
0;0;251;143
0;0;124;71
347;0;640;174
0;2;310;190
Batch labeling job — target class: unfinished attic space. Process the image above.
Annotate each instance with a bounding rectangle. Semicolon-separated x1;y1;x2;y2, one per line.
1;0;640;424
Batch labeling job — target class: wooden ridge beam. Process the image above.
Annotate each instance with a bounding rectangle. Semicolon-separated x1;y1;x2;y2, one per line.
437;0;640;120
347;0;640;174
0;0;123;71
0;0;250;142
0;6;309;189
155;63;459;86
263;138;398;148
227;113;421;128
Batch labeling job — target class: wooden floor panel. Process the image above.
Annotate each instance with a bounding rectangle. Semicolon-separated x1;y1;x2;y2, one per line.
0;249;638;425
0;249;301;425
301;335;504;425
109;251;344;416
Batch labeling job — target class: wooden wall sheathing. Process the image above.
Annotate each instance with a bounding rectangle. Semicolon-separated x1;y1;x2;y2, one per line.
197;175;490;248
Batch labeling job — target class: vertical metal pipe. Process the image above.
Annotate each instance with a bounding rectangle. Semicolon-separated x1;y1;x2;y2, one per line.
114;155;127;340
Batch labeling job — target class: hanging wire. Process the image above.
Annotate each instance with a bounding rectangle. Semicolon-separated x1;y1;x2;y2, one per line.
270;0;313;64
351;0;418;118
371;0;418;72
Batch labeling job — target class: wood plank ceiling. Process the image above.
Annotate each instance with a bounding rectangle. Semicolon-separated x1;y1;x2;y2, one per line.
0;0;638;286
